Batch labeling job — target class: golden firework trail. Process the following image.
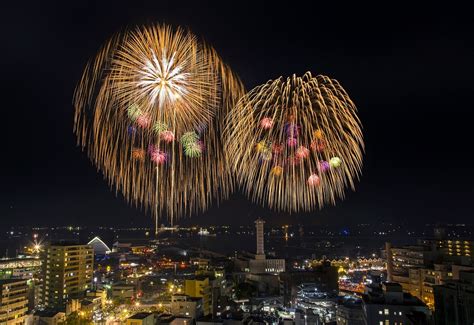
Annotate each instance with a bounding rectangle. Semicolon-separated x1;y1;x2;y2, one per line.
224;72;364;213
74;24;245;231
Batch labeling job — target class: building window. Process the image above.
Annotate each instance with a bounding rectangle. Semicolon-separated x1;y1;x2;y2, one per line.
384;309;389;315
379;310;383;315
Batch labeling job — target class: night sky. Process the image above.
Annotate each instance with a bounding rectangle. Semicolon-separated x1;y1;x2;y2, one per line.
2;2;473;227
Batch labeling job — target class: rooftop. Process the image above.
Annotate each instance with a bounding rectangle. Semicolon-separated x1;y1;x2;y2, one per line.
362;291;426;307
128;312;153;320
49;241;89;247
34;310;62;317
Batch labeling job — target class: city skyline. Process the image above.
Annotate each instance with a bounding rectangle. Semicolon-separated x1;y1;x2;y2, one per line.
2;2;474;228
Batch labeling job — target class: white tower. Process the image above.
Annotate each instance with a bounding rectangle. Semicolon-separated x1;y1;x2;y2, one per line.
255;218;265;259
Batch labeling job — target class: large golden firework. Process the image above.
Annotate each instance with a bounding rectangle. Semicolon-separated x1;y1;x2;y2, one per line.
224;72;364;212
74;24;244;229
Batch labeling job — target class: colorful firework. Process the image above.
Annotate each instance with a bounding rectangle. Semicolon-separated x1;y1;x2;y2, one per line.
224;72;364;212
160;130;175;143
74;24;245;228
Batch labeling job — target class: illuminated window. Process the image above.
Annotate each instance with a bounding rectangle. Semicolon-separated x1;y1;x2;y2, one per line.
384;309;389;315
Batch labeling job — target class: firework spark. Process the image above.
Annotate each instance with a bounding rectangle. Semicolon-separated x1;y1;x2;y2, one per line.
224;72;364;212
74;24;245;228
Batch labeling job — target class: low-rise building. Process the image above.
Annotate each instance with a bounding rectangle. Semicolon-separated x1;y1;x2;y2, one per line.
185;277;211;316
170;294;203;319
111;282;135;302
336;297;364;325
30;310;65;325
126;312;154;325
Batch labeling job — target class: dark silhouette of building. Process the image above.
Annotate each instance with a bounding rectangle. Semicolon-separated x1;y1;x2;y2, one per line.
434;270;474;325
279;261;338;305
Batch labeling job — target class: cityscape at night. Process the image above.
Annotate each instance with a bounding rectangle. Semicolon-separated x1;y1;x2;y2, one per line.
2;2;474;325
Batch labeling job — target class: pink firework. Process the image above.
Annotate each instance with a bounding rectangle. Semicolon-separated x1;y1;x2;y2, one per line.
287;156;301;167
160;130;175;143
295;145;310;159
287;137;298;147
150;149;167;165
310;139;325;152
260;117;273;129
318;160;330;172
147;144;156;154
136;115;150;128
272;143;284;154
197;140;206;152
307;174;320;186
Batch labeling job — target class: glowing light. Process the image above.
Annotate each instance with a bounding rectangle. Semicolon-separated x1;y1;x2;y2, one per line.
183;142;202;158
138;50;189;107
313;129;324;139
150;149;167;165
329;157;342;168
287;137;297;147
127;104;142;121
307;174;320;187
136;115;150;128
73;24;245;225
318;160;330;172
152;122;168;134
132;148;146;161
160;130;175;143
180;131;199;146
271;166;283;177
224;72;363;212
272;144;283;154
260;117;273;129
295;146;310;159
311;139;325;152
256;141;267;153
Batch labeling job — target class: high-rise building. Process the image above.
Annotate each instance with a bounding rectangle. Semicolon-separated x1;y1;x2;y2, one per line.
385;243;436;293
385;234;473;311
417;238;473;261
40;243;94;309
434;270;474;325
247;218;285;274
362;282;431;325
185;277;211;316
255;218;265;258
0;279;29;325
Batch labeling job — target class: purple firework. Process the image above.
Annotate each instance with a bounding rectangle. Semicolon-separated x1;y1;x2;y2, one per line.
285;122;299;138
319;160;330;172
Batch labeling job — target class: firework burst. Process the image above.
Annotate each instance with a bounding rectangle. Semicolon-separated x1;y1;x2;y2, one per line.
224;72;364;212
74;24;245;228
